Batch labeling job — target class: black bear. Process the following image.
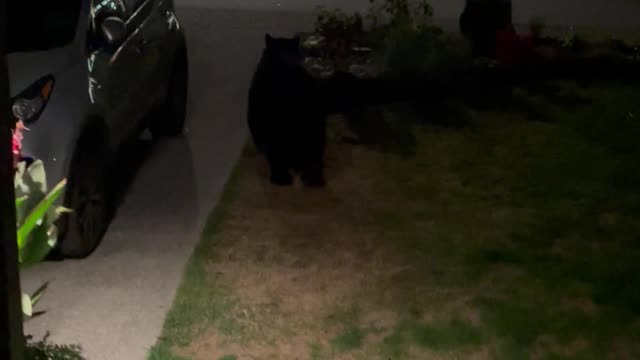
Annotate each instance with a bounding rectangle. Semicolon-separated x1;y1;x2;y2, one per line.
248;34;328;187
248;34;407;187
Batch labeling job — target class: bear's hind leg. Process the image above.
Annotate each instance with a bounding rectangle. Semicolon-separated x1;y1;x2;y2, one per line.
299;147;326;188
266;148;293;186
299;119;327;188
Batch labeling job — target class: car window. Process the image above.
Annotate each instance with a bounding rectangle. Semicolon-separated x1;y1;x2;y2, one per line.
6;0;83;53
92;0;126;17
87;0;126;51
91;0;126;29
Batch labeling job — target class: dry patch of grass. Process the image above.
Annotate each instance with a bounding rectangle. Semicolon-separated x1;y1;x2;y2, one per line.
151;82;640;360
164;116;489;360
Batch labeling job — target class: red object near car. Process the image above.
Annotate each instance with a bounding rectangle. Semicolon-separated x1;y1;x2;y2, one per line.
11;121;25;169
496;27;537;66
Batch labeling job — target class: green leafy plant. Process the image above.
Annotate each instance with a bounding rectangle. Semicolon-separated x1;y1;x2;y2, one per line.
529;17;546;39
367;0;433;34
14;159;68;317
314;6;366;70
374;25;472;82
25;332;85;360
363;0;474;81
315;6;362;36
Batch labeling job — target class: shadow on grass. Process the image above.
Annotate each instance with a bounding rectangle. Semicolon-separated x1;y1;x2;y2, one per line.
364;78;640;358
339;75;600;158
343;104;418;157
450;81;640;358
342;100;473;158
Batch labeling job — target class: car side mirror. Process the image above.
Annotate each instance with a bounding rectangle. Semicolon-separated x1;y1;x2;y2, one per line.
100;16;127;46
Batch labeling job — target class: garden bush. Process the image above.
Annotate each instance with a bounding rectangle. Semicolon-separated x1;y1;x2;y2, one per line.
374;25;473;83
312;0;472;83
367;0;433;35
25;333;84;360
313;6;367;71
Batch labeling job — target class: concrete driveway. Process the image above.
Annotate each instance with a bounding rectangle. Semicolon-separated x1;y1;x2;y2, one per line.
19;1;638;360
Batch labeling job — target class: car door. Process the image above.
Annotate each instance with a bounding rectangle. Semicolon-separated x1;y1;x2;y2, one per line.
89;0;157;145
133;0;172;101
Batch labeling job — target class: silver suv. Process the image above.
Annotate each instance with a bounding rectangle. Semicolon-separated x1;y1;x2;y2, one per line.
7;0;188;258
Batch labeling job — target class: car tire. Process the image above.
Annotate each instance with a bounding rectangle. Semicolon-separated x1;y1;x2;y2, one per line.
56;130;113;259
150;47;188;137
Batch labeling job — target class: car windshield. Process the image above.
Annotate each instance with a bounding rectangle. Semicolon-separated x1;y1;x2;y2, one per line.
6;0;83;53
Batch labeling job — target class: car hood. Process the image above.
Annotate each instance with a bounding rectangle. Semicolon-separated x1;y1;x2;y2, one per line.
7;45;76;98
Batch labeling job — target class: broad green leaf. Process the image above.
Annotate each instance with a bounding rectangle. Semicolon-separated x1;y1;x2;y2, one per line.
30;281;49;307
17;179;66;253
22;293;32;317
19;223;57;268
14;162;27;189
14;160;39;195
14;161;65;320
15;160;48;226
21;160;47;194
55;206;73;215
15;161;26;173
15;195;28;208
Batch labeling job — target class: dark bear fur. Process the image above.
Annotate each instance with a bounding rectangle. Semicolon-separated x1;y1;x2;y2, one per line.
248;34;327;187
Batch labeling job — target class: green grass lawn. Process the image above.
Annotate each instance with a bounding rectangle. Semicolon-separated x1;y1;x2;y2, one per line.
149;80;640;360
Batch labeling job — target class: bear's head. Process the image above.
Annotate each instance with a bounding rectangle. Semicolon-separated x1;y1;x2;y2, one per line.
263;33;303;66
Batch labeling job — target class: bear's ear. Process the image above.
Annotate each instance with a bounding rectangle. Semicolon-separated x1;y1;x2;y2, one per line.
265;33;273;47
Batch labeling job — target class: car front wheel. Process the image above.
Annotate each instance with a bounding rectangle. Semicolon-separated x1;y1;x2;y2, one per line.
56;131;113;259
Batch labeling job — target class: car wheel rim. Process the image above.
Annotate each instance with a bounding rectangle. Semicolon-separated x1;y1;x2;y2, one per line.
75;170;106;247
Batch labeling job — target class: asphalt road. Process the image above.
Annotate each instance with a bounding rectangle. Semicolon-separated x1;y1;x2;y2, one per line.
19;1;639;360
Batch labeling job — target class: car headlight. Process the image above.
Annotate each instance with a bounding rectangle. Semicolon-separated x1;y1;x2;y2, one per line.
11;74;55;124
12;97;45;121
